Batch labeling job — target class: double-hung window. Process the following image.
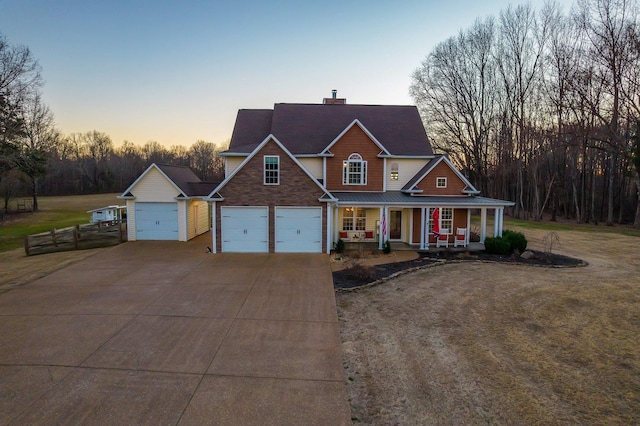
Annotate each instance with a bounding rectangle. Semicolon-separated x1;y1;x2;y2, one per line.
429;207;454;234
264;155;279;185
343;153;367;185
440;207;453;232
343;207;366;231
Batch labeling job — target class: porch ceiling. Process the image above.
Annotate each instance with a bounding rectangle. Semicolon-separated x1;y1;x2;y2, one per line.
332;191;514;208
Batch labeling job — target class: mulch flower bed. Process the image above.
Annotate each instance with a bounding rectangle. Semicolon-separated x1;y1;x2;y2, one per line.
333;250;586;290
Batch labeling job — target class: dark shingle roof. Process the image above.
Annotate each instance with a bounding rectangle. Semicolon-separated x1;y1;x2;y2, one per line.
227;109;274;153
186;181;219;197
156;164;218;197
227;103;433;156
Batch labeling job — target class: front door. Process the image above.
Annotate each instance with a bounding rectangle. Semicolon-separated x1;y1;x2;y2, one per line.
390;210;402;240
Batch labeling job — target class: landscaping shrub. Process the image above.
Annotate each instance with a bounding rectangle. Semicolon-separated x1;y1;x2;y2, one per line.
503;229;528;253
484;236;511;255
382;240;392;254
344;263;377;282
334;238;345;254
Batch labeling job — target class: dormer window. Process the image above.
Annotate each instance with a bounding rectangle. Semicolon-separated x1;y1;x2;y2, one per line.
390;162;399;180
436;177;447;188
343;153;367;185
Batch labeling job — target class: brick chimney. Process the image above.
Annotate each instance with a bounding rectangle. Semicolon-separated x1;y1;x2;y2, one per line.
323;89;346;104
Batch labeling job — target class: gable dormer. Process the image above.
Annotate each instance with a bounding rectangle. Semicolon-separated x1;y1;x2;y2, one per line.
402;156;479;196
322;120;388;192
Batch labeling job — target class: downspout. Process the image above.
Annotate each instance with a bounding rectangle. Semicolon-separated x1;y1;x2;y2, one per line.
466;207;471;246
420;207;425;249
184;200;188;241
326;203;332;254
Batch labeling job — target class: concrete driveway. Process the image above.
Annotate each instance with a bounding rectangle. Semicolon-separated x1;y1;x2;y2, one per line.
0;235;351;425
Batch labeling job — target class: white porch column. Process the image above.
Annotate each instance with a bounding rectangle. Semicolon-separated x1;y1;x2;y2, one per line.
384;206;390;243
420;207;425;249
378;208;383;250
498;208;504;236
425;207;431;249
326;204;332;253
493;208;500;237
211;201;217;253
333;205;339;242
480;207;487;243
466;208;471;245
379;206;388;250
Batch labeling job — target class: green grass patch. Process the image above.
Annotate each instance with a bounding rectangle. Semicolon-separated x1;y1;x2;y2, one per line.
0;193;120;253
0;211;91;252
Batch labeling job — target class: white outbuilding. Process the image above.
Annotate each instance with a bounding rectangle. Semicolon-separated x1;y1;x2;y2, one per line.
118;163;217;241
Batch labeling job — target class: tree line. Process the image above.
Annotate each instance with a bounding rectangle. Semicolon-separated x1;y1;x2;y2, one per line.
38;134;227;197
0;33;226;212
411;0;640;227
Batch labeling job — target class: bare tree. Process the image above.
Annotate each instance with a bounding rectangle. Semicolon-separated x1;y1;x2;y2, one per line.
189;140;218;181
0;33;41;190
17;93;58;210
575;0;637;225
84;130;114;192
410;0;640;225
141;140;168;164
495;3;550;218
411;17;497;194
168;144;190;167
620;11;640;226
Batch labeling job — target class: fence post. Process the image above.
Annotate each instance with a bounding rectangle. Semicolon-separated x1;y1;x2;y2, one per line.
24;235;30;256
74;224;79;249
51;228;57;247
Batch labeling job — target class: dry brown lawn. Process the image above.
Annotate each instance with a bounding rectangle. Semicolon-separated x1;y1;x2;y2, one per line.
338;226;640;425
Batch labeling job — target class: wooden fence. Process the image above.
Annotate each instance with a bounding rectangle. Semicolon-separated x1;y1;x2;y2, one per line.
24;221;127;256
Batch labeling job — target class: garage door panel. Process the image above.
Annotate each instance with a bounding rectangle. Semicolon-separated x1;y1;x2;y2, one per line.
221;207;268;253
275;207;322;253
135;202;178;240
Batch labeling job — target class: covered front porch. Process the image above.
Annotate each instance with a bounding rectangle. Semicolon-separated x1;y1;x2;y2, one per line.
329;192;515;252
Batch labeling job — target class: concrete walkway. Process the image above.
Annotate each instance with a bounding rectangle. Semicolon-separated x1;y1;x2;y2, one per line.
0;235;351;425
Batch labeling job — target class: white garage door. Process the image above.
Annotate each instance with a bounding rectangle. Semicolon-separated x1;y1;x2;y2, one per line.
275;207;322;253
221;207;268;253
135;202;179;240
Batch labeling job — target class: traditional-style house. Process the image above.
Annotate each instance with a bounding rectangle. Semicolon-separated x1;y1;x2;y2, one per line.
207;92;514;253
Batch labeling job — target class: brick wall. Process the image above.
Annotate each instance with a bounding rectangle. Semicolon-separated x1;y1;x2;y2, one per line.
215;139;327;253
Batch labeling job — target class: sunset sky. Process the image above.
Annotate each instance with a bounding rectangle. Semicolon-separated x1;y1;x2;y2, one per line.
0;0;551;148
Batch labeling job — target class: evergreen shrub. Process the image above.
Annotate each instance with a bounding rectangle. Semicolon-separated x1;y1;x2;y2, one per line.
484;236;511;255
503;229;528;253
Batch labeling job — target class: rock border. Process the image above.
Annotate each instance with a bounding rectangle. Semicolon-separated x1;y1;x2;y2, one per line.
335;255;589;293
